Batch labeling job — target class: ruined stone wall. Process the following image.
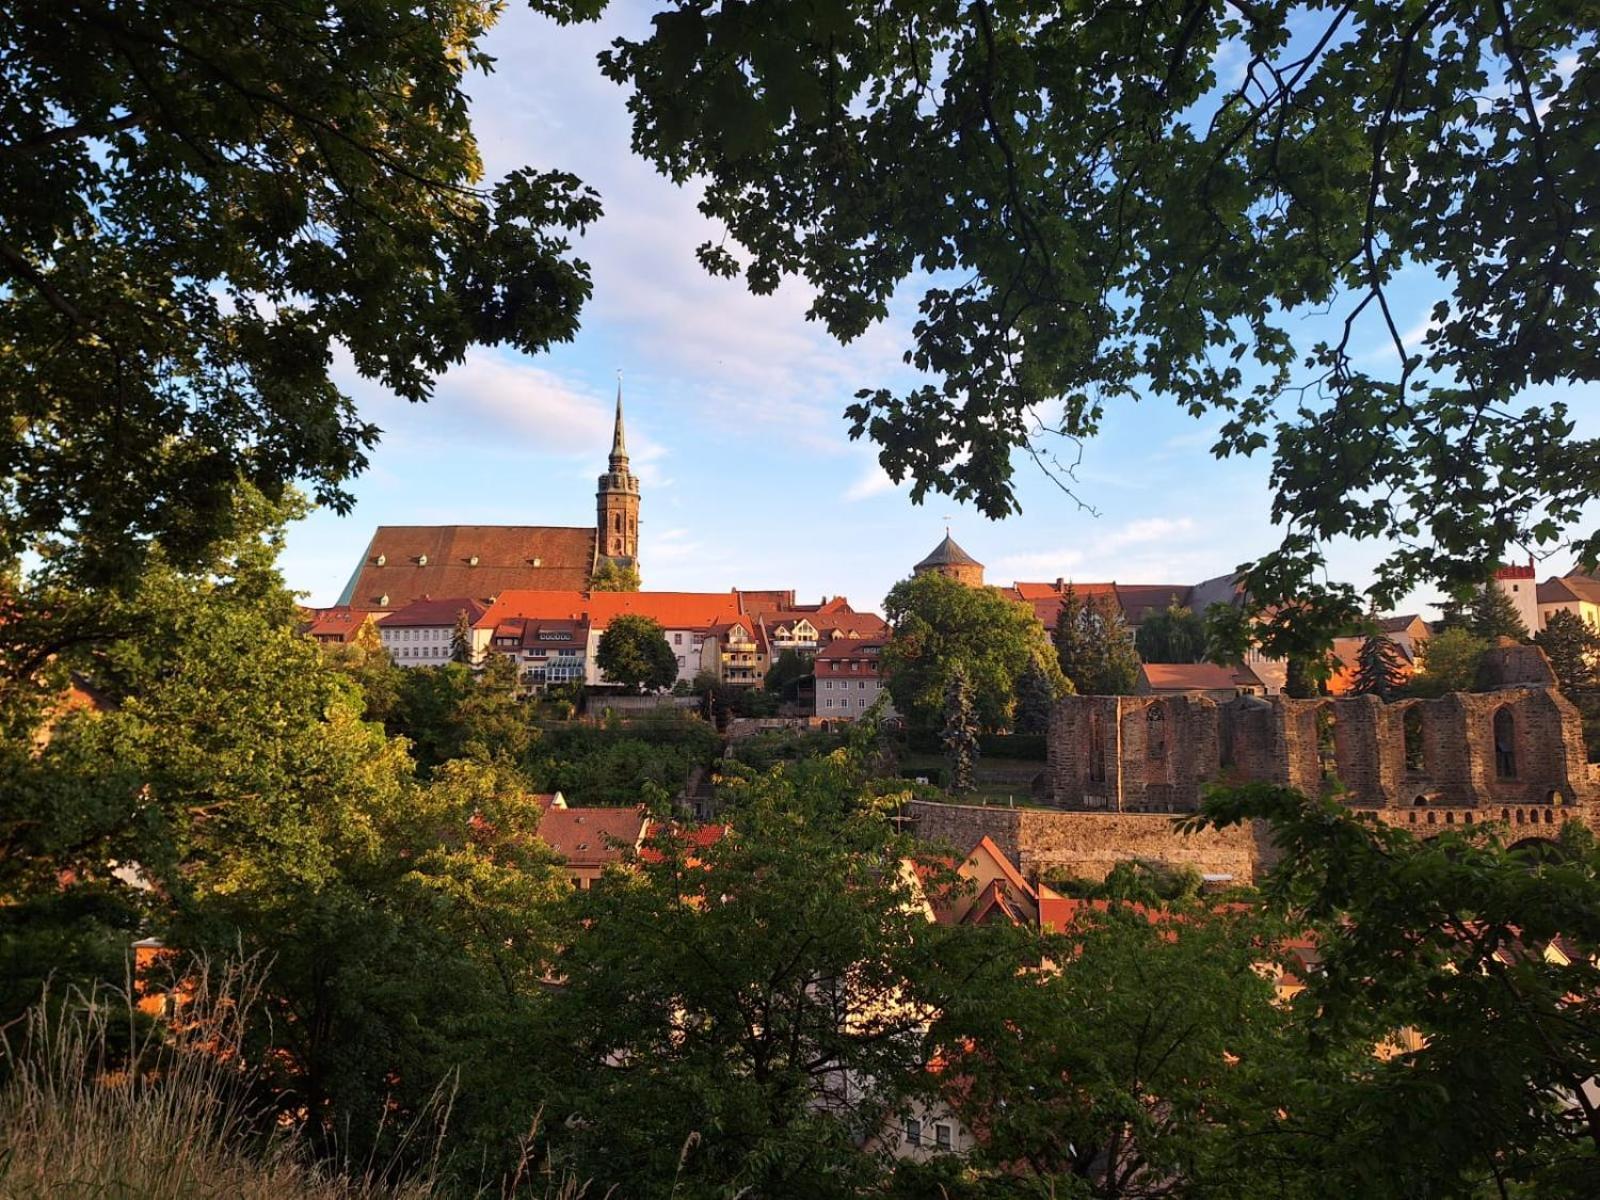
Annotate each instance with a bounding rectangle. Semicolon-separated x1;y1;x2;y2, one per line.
904;800;1269;884
1049;687;1596;815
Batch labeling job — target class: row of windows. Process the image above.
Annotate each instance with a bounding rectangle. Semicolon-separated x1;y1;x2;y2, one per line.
822;680;873;690
390;627;445;641
822;697;872;709
396;645;448;659
903;1118;953;1149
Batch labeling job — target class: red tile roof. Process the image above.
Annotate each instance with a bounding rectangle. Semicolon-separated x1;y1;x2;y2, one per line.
303;606;370;641
538;805;650;867
341;526;597;610
1139;662;1244;692
813;638;886;662
1539;574;1600;605
377;597;490;629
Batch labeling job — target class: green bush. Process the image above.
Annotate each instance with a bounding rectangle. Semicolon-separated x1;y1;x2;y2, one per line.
978;733;1048;760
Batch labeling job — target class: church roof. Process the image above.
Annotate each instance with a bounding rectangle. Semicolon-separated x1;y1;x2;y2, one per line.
339;525;596;610
915;533;983;570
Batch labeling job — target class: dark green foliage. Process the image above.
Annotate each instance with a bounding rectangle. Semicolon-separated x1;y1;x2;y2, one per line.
940;664;979;794
1535;609;1600;692
1134;598;1207;664
1351;633;1408;700
1195;785;1600;1195
522;709;719;806
725;727;848;773
594;614;678;693
1011;657;1056;735
377;660;536;774
1410;627;1491;697
932;902;1295;1196
449;609;474;665
763;648;811;698
1441;584;1532;643
588;559;641;591
541;754;956;1198
603;0;1600;658
1052;586;1139;694
883;572;1063;732
1;0;602;582
975;732;1047;761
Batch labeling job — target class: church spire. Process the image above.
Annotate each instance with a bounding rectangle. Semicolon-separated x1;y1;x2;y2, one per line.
610;378;629;468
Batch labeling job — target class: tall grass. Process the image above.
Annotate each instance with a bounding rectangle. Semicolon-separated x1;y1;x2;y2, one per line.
0;960;587;1200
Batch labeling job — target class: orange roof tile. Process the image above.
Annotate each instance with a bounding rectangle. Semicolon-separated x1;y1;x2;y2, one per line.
1139;662;1243;692
539;806;650;867
341;525;596;610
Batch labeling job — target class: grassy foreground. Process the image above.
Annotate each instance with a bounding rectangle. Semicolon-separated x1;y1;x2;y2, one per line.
0;964;580;1200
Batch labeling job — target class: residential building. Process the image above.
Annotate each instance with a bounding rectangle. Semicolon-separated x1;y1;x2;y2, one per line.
703;619;769;686
1137;661;1263;701
301;605;374;645
487;616;591;690
814;638;891;719
534;793;651;890
1537;569;1600;631
337;386;639;612
377;597;490;667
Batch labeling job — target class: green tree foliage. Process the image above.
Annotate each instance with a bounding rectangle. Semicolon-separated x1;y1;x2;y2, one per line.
882;572;1063;732
1052;586;1139;694
380;660;537;774
940;664;980;793
541;755;953;1198
0;504;570;1170
1134;597;1206;664
1196;786;1600;1196
1409;627;1491;697
763;648;811;698
1;0;602;581
1535;609;1600;692
1442;583;1532;643
588;558;641;591
1011;657;1057;736
1351;633;1409;700
449;608;475;665
594;614;677;693
933;904;1296;1197
521;708;720;807
602;1;1600;655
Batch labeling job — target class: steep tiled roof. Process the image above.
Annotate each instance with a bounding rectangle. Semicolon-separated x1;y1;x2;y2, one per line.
1540;574;1600;605
814;638;886;662
1377;613;1429;635
377;597;490;629
483;589;748;632
339;526;597;611
735;589;798;615
1140;662;1244;692
303;606;369;641
538;805;650;868
1115;584;1193;626
915;533;982;569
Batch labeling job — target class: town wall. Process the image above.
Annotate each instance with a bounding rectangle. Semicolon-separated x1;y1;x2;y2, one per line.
904;800;1271;885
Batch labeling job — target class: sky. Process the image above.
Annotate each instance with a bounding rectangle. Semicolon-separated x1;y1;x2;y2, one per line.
281;1;1597;616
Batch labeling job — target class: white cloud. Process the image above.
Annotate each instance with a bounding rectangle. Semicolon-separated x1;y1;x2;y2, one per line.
844;462;902;502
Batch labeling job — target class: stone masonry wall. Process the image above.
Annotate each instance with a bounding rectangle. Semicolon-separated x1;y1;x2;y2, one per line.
905;800;1269;884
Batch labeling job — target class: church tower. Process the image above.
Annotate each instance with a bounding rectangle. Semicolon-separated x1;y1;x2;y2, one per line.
596;383;640;564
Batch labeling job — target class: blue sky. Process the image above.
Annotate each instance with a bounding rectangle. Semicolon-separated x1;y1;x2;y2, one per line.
281;2;1597;615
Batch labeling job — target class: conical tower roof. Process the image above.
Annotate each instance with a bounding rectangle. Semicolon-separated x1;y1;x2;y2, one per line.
915;533;982;570
609;381;629;466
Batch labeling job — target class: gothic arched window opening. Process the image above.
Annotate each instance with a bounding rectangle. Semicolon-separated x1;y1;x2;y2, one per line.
1493;708;1517;779
1146;706;1166;761
1316;708;1337;782
1088;713;1107;783
1403;707;1425;774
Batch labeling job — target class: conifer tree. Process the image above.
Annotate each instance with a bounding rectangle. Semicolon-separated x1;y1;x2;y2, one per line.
1534;610;1600;692
449;609;474;665
1134;597;1207;664
1053;587;1139;695
1351;634;1408;700
1012;657;1058;735
941;664;980;794
1442;585;1530;643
